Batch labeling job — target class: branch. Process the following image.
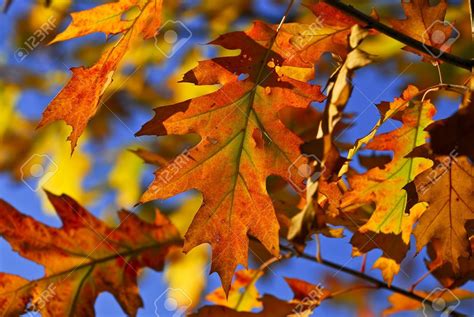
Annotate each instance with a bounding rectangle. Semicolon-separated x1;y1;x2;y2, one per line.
321;0;473;71
279;244;467;317
2;0;12;12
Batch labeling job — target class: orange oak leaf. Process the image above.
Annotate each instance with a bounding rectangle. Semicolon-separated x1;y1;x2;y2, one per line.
48;0;136;44
136;18;330;292
38;0;162;152
0;191;180;316
284;277;330;303
0;273;30;315
390;0;454;61
306;2;359;28
283;2;362;66
405;154;474;272
341;86;435;284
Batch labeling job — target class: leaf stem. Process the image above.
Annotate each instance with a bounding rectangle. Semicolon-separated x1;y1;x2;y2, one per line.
320;0;473;71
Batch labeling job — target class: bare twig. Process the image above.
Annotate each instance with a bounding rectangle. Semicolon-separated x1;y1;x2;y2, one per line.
327;284;379;298
360;254;367;273
2;0;12;12
279;244;467;317
409;262;442;293
321;0;473;71
315;234;322;263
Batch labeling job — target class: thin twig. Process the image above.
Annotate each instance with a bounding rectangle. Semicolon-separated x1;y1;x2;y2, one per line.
436;63;444;84
327;284;379;298
470;0;474;40
409;262;442;293
279;244;467;317
2;0;12;12
321;0;473;71
360;254;367;273
315;234;322;263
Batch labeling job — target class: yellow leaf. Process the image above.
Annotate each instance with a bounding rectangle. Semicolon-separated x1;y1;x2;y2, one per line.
165;194;209;311
109;148;144;207
206;269;263;312
372;257;399;287
34;125;92;213
165;246;208;311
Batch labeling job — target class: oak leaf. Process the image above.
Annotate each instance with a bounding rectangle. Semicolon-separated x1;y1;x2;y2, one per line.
405;154;474;272
0;191;180;316
284;277;330;312
287;2;364;65
342;86;435;284
38;0;162;151
136;20;327;292
390;0;454;61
